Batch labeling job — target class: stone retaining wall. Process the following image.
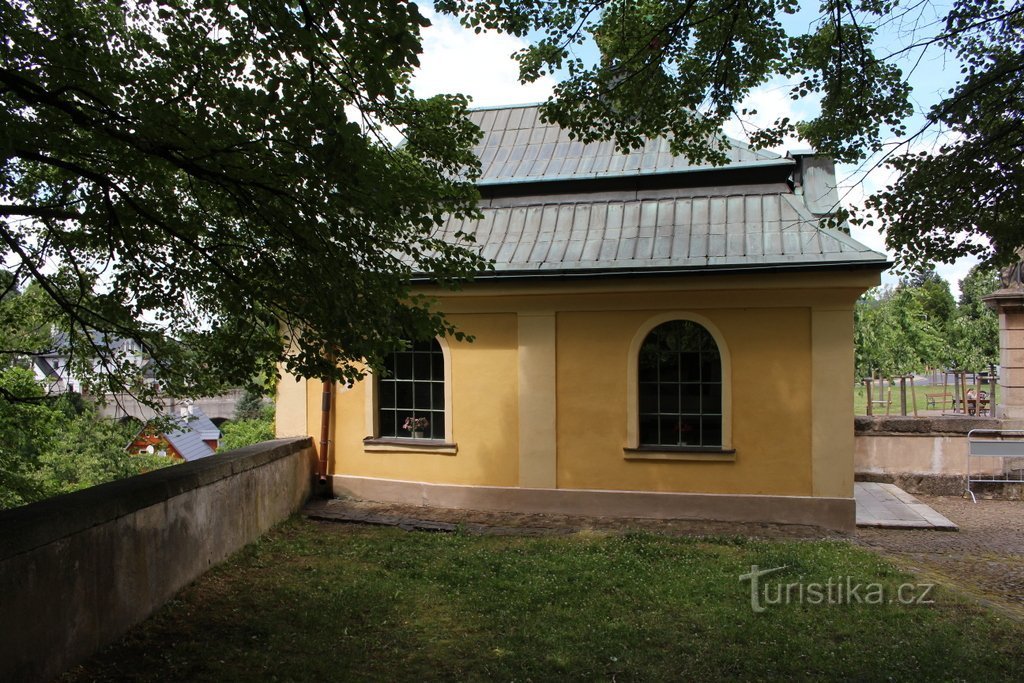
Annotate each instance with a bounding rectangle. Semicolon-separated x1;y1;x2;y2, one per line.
0;437;315;683
854;416;1001;477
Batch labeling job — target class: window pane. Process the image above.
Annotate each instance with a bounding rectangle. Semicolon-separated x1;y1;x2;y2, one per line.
431;381;444;409
396;410;415;435
396;382;413;409
431;351;444;380
395;352;412;379
660;416;681;445
638;350;659;382
680;386;700;413
701;353;721;381
379;409;398;437
639;415;658;445
414;381;431;409
677;417;700;446
702;417;722;447
413;353;431;380
639;383;658;414
378;380;395;409
430;411;445;439
701;384;722;413
659;383;679;413
658;352;679;382
679;352;700;381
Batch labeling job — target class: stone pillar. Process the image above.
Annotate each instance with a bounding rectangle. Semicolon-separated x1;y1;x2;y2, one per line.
984;261;1024;424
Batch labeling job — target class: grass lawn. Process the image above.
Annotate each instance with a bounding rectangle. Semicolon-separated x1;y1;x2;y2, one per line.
64;518;1024;682
854;382;1000;416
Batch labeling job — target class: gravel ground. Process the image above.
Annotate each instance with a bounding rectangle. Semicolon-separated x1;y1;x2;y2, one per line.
305;496;847;540
855;495;1024;618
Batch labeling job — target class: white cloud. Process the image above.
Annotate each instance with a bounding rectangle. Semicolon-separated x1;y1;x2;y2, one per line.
412;10;555;106
722;79;812;154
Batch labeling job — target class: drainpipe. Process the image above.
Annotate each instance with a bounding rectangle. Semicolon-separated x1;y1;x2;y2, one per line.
318;378;333;485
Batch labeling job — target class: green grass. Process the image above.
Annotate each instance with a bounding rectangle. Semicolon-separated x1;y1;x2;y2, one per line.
854;383;1000;415
63;518;1024;682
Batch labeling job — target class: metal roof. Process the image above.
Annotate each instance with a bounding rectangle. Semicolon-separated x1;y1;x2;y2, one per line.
439;190;884;276
420;104;888;277
468;104;783;186
177;405;221;441
164;425;215;462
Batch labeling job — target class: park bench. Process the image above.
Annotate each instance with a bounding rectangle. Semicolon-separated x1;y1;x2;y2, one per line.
966;429;1024;502
925;392;950;409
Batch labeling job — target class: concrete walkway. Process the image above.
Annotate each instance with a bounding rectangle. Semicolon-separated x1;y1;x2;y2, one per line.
855;482;958;530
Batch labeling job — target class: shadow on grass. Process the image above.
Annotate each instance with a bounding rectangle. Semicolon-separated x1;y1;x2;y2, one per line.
63;517;1024;682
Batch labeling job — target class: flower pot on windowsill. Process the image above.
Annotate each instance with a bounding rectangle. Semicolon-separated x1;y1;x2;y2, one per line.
411;431;424;439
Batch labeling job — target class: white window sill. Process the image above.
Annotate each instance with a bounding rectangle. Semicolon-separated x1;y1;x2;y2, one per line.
623;447;736;462
363;437;458;455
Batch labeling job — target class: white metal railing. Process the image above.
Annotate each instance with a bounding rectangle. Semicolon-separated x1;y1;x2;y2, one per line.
966;429;1024;502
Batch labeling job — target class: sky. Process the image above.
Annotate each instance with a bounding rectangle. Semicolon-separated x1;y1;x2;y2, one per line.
409;5;978;298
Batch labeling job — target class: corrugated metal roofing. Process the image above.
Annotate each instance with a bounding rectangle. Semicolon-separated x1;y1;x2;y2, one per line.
468;104;783;185
422;104;888;275
438;191;884;275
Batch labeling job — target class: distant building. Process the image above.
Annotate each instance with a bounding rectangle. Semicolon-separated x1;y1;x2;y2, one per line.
129;405;222;461
31;332;149;395
30;331;242;424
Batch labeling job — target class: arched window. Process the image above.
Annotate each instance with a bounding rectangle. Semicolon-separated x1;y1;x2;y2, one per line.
377;339;446;440
637;320;722;448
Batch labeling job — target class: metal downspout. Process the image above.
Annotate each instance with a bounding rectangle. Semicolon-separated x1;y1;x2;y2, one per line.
318;378;333;485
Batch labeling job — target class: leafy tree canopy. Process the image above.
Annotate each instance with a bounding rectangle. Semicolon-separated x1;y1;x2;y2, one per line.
439;0;1023;266
1;0;487;401
854;265;1000;377
4;0;1019;403
0;366;174;509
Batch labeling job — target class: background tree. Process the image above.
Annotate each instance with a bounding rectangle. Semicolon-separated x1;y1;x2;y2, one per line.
1;0;487;403
440;0;1024;266
899;267;956;332
234;388;267;422
0;366;173;509
947;265;1000;369
854;287;945;379
854;265;1001;379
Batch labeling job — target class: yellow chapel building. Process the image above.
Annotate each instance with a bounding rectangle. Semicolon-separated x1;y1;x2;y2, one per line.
277;104;888;532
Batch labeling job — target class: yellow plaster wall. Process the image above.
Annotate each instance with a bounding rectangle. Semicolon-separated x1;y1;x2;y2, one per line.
327;313;520;487
274;365;307;438
286;270;875;498
556;307;814;495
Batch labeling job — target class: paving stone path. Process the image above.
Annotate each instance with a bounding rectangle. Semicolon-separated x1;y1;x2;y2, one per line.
307;494;1024;618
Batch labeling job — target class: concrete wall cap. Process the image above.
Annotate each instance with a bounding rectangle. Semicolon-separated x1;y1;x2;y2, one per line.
0;437;313;561
855;415;1001;435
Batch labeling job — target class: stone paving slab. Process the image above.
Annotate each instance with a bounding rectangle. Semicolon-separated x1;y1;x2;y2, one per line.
855;482;958;530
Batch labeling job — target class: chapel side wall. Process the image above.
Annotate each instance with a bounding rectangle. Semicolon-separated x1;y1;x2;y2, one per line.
556;307;813;495
307;272;873;495
324;312;520;487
